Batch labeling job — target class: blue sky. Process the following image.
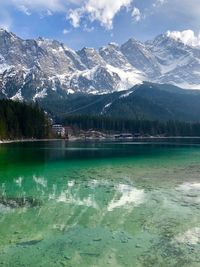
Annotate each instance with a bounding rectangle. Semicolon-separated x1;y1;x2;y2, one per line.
0;0;200;50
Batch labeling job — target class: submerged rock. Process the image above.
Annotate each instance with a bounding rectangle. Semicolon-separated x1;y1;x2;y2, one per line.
0;196;41;209
93;238;102;242
16;239;43;247
63;256;71;260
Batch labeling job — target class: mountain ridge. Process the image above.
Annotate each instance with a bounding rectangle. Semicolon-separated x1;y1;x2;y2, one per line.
1;29;200;102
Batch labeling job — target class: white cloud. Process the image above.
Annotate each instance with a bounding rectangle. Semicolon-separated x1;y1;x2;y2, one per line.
68;0;133;30
132;7;141;22
63;28;70;34
18;5;31;16
1;0;82;14
167;30;200;47
85;0;132;29
84;27;94;32
1;0;136;30
0;21;11;31
153;0;166;7
0;8;12;31
83;24;94;32
69;8;83;28
12;0;65;13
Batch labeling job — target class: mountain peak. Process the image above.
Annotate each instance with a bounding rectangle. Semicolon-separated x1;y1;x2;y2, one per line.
123;38;142;46
151;30;200;49
0;28;10;34
108;42;119;48
0;28;18;39
37;37;60;45
79;47;97;52
166;30;200;48
1;29;200;103
77;46;105;69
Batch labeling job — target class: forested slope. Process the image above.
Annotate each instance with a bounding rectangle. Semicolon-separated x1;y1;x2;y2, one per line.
0;100;50;140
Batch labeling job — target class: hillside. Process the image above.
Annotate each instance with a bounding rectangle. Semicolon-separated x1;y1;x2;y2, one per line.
0;100;50;140
39;83;200;122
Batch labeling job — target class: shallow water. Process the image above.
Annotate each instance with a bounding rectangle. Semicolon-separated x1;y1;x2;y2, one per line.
0;139;200;267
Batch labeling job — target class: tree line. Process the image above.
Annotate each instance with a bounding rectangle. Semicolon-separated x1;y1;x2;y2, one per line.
0;100;50;140
64;115;200;136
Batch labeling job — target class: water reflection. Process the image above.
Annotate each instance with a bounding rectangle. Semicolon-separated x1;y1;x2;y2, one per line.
0;140;200;266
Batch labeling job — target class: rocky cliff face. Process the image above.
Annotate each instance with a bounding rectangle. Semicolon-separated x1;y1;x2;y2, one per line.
1;29;200;101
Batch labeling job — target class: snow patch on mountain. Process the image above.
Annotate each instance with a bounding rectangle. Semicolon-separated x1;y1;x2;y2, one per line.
106;64;143;91
101;102;112;114
170;82;200;90
11;89;23;101
33;88;47;101
1;29;200;101
119;90;134;98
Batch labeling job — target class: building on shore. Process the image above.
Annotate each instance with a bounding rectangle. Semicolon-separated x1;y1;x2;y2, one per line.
52;124;66;138
114;133;133;140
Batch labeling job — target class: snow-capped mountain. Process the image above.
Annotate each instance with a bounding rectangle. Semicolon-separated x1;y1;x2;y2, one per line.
148;34;200;88
1;28;200;101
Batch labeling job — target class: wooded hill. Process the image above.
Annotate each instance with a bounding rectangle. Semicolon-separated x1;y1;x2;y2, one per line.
0;100;50;140
40;83;200;122
64;115;200;137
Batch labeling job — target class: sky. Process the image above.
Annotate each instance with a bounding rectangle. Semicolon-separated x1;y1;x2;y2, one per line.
0;0;200;50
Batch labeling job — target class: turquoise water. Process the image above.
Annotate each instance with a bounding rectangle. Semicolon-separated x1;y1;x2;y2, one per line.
0;140;200;266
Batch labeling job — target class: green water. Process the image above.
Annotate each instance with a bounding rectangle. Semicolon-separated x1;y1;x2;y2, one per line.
0;139;200;267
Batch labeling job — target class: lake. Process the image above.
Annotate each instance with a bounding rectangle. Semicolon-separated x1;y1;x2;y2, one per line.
0;139;200;267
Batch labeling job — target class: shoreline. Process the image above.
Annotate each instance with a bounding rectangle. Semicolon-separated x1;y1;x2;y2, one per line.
0;138;61;144
1;136;200;144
